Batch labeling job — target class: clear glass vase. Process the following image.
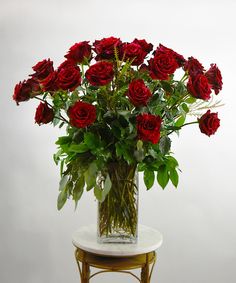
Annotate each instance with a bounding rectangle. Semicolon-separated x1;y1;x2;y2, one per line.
97;161;139;244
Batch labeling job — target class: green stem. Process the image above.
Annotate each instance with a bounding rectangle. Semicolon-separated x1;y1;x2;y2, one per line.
167;120;199;135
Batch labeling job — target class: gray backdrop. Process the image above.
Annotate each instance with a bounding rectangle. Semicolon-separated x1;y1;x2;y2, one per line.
1;0;236;282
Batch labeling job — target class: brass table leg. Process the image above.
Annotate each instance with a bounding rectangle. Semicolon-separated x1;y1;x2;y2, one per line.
141;252;156;283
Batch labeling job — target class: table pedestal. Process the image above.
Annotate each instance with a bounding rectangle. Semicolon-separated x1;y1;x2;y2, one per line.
75;248;156;283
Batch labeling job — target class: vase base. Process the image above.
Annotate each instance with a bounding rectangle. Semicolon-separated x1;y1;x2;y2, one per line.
98;234;137;244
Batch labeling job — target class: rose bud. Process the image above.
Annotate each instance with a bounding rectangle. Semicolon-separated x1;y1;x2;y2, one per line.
198;110;220;136
127;79;152;106
65;41;92;64
85;61;114;86
35;102;54;125
31;59;54;80
13;80;32;105
187;74;212;100
93;37;122;60
136;113;162;144
205;64;223;95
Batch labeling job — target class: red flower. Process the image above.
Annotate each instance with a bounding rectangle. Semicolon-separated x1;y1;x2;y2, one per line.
121;42;146;65
205;64;223;95
68;101;96;128
85;61;114;86
132;38;153;54
35;102;54;125
127;79;152;106
148;44;181;80
184;57;204;77
198;110;220;136
136;113;162;144
93;37;122;60
13;80;32;105
158;44;185;67
65;41;91;63
187;74;212;100
57;60;76;72
41;71;59;92
57;65;81;91
31;59;54;80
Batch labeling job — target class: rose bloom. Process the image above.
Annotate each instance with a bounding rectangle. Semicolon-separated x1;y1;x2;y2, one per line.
13;80;32;105
127;79;152;106
136;113;162;144
57;59;76;72
35;102;54;125
85;61;114;86
41;71;59;92
132;38;153;54
205;64;223;95
184;56;204;77
57;65;81;91
65;41;91;63
121;42;146;66
187;74;212;100
31;59;54;80
198;110;220;136
68;101;96;128
148;44;183;80
93;37;122;60
157;44;185;67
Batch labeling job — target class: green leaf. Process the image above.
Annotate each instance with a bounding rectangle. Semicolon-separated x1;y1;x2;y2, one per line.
56;136;71;145
185;97;197;104
159;136;171;155
181;103;189;113
57;189;67;210
59;175;68;191
73;175;85;209
175;115;186;127
169;168;179;188
94;185;103;202
104;174;112;196
161;81;173;93
84;132;100;149
144;169;155;190
84;162;98;191
69;143;89;153
157;165;169;189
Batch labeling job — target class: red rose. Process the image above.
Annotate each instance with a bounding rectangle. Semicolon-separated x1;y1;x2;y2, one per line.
57;65;81;91
198;110;220;136
205;64;223;95
148;45;181;80
31;59;54;80
184;57;204;77
13;80;32;105
127;79;152;106
133;38;153;54
158;44;185;67
187;74;212;100
65;41;91;64
136;113;162;144
121;42;146;65
35;102;54;125
85;61;114;86
93;37;122;60
26;77;41;93
57;60;76;72
68;101;96;128
41;71;59;92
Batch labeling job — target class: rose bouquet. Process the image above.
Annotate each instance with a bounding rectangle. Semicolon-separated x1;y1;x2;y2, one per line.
13;37;222;242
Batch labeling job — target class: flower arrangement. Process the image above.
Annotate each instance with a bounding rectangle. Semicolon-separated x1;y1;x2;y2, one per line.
13;37;222;241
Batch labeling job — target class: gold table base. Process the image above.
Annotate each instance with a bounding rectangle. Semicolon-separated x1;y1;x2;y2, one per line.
75;248;157;283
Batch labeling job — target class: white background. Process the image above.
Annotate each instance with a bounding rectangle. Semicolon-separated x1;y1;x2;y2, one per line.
1;0;236;282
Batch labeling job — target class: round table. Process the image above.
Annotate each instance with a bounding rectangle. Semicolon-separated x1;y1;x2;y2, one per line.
72;224;163;283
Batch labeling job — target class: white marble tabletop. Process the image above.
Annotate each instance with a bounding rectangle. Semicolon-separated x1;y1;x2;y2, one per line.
72;224;163;256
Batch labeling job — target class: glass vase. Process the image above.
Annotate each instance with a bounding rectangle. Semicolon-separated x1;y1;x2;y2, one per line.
97;161;139;244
